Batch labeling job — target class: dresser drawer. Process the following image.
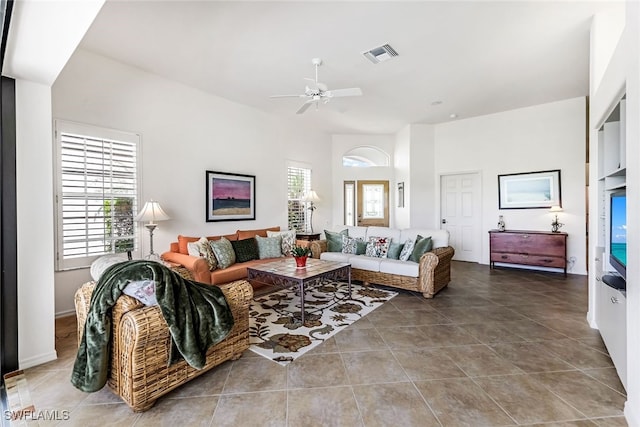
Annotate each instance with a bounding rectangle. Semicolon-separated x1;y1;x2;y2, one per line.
490;233;565;257
490;252;566;268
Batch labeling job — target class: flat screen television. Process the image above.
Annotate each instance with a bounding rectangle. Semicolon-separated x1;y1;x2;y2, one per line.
609;191;627;279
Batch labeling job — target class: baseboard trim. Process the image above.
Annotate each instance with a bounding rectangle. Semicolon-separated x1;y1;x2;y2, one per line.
624;400;638;426
19;350;57;370
55;309;75;318
586;310;598;329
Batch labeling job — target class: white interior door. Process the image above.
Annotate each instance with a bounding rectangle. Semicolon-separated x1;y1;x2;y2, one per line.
440;173;481;262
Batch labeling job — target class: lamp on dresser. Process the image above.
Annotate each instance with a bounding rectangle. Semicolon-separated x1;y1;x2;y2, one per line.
135;200;170;260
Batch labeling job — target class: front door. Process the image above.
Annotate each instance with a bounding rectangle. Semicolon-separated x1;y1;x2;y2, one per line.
440;173;481;262
357;180;389;227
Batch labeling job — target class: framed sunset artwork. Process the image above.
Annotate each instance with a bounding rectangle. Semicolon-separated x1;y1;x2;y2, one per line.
206;171;256;222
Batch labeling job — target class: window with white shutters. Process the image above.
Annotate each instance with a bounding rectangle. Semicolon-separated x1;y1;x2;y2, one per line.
54;121;141;270
287;166;311;231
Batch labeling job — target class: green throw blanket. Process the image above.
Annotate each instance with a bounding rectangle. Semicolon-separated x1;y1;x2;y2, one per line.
71;260;234;393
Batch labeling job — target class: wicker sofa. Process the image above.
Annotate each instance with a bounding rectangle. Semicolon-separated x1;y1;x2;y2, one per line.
74;277;253;412
310;226;455;298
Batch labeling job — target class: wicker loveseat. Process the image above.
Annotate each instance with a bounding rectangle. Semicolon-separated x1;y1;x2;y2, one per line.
74;278;253;412
310;226;455;298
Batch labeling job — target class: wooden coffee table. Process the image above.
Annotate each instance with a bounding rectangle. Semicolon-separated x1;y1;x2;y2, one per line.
246;258;351;324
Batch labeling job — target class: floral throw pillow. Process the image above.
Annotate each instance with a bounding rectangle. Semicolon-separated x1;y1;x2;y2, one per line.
123;280;158;306
341;235;365;254
399;239;415;261
209;237;236;269
365;236;391;258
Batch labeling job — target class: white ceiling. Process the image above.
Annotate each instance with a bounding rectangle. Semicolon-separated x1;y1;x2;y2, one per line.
78;1;619;134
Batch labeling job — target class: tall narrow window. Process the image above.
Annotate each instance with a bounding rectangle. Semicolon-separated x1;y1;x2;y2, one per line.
287;165;311;231
344;181;355;226
54;121;140;270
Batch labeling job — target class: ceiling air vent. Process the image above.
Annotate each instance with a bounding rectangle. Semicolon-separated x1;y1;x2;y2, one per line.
363;44;398;64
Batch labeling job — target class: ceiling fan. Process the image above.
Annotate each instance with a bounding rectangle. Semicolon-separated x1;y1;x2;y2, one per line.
270;58;363;114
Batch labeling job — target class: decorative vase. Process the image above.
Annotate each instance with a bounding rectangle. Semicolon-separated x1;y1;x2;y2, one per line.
294;256;308;268
497;215;506;231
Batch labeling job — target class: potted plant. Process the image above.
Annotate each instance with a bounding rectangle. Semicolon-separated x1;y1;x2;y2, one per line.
291;245;311;268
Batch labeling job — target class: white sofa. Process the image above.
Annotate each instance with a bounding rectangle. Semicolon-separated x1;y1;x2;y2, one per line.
309;226;455;298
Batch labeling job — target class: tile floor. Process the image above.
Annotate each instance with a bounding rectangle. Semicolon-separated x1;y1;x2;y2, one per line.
13;262;629;426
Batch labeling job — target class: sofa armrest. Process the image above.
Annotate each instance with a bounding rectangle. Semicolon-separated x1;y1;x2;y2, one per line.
75;281;144;345
418;246;455;297
309;240;327;259
160;252;212;284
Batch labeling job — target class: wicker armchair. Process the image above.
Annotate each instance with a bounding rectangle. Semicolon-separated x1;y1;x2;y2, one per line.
309;240;455;298
74;278;253;412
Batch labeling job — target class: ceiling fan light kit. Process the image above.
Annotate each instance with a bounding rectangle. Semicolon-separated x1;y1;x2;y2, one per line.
270;58;363;114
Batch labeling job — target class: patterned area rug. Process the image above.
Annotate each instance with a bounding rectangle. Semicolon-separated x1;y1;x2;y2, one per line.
249;280;396;365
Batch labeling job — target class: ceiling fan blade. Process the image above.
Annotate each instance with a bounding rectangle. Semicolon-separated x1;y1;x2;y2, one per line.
270;94;306;98
296;100;314;115
324;88;363;98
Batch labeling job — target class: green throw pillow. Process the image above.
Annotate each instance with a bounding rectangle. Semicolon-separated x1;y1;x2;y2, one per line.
325;229;348;252
356;240;367;255
210;237;236;269
255;235;283;259
409;235;433;263
387;242;404;260
231;237;259;263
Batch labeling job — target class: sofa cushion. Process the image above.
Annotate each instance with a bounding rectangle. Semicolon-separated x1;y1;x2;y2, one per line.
255;235;283;259
267;230;296;255
237;226;280;240
209;258;277;285
319;251;351;263
365;237;391;258
399;239;415;261
327;225;366;238
231;237;259;263
210;237;236;269
379;259;419;277
325;229;348;252
387;242;404;260
410;235;433;263
400;229;449;248
366;226;401;242
349;255;382;272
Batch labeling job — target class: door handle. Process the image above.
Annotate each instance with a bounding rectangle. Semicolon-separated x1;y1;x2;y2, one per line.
442;219;447;224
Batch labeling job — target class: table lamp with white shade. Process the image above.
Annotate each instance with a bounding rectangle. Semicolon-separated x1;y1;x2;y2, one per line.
303;190;321;233
135;200;170;259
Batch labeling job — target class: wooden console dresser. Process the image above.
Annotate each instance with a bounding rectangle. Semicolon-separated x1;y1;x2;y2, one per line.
489;230;568;275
